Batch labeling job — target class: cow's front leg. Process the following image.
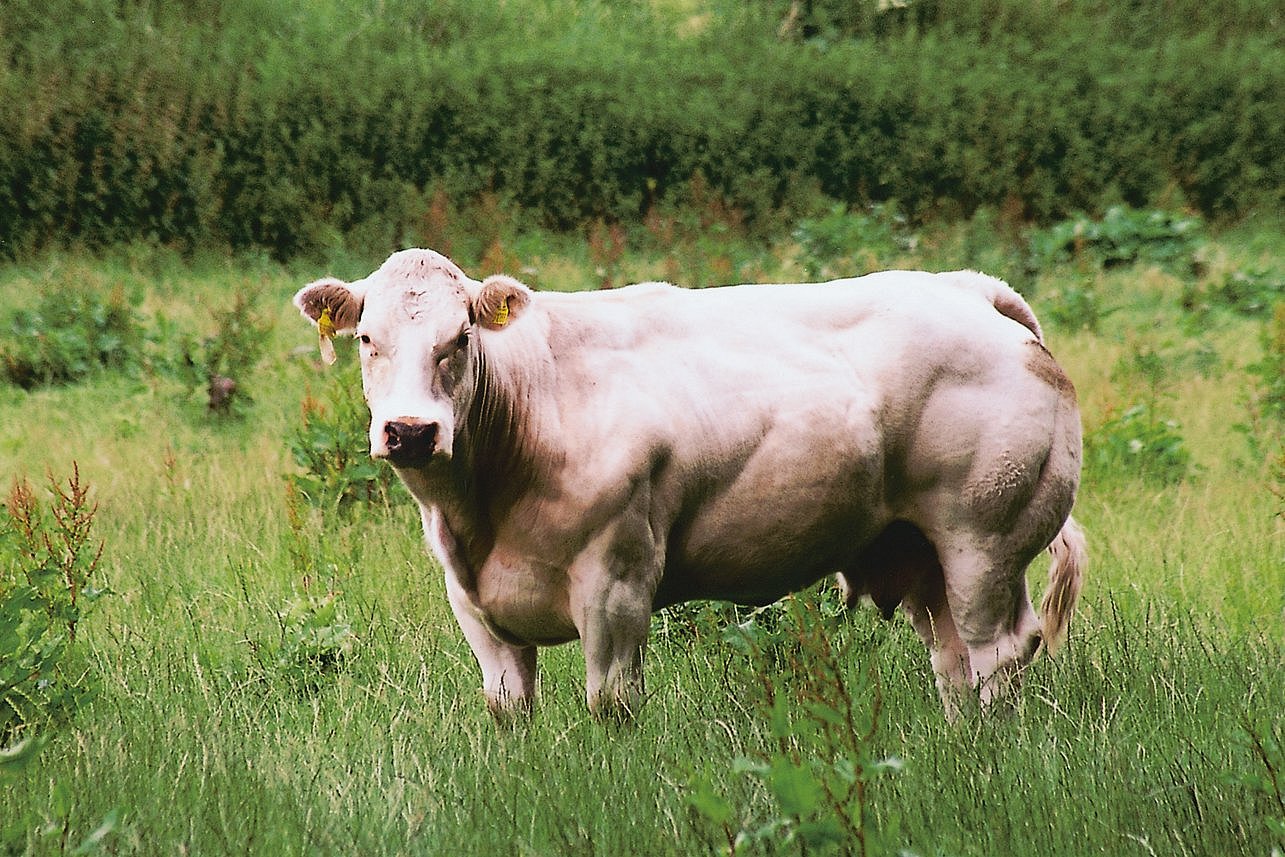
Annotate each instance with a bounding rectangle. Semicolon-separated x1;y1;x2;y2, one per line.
569;524;657;719
429;508;537;718
578;579;650;718
445;570;537;718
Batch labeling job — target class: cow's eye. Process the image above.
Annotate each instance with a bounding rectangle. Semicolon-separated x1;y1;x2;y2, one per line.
358;334;372;346
454;330;470;350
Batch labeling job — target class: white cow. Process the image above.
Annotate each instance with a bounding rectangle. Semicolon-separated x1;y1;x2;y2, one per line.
294;249;1086;720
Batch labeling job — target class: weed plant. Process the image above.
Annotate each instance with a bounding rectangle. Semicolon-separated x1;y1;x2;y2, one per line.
288;356;402;512
172;291;271;416
0;466;106;742
693;597;904;855
793;204;916;280
1026;207;1205;273
1085;403;1193;486
1238;306;1285;504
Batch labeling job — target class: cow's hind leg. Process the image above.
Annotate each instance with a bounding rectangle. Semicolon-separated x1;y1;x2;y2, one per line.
839;521;973;719
937;540;1043;710
903;564;974;721
578;588;649;720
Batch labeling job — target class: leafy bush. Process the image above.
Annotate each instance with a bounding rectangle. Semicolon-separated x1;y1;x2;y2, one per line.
1184;267;1284;319
173;291;271;415
0;287;146;388
1251;306;1285;427
1237;304;1285;465
793;204;915;279
263;591;356;694
1233;712;1285;851
288;357;401;511
254;483;361;694
1087;404;1193;486
1;0;1278;259
1040;280;1107;333
689;596;902;855
1027;207;1204;273
2;732;121;854
0;466;106;741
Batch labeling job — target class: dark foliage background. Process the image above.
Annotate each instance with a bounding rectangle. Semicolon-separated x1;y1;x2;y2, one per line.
1;0;1279;259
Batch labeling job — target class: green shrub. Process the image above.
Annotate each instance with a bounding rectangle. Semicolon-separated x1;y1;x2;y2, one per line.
253;483;362;694
1027;207;1205;273
1040;280;1107;333
0;287;146;388
1184;267;1284;319
172;291;271;416
689;596;902;855
1230;711;1285;851
1252;306;1285;427
1087;404;1193;486
262;591;356;694
1237;304;1285;465
0;466;107;741
1;730;120;854
1;0;1279;259
793;204;915;279
287;356;401;511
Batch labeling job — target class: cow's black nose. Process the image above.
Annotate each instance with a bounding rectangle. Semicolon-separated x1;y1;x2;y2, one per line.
384;420;439;466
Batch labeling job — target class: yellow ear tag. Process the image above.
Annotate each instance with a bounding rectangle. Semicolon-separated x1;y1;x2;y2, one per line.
491;297;510;327
317;306;338;365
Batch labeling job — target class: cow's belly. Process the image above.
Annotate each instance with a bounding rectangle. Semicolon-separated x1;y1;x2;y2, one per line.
657;419;888;607
660;545;843;607
661;502;883;606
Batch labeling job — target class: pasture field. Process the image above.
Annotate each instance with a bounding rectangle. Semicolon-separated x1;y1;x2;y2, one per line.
0;214;1281;856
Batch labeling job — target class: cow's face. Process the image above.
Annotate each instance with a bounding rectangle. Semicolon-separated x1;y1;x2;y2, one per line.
293;249;531;469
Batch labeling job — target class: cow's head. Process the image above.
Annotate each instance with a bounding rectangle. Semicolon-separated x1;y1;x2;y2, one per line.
293;249;532;468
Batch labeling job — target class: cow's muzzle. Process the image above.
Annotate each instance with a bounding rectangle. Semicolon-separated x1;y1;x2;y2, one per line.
379;418;440;467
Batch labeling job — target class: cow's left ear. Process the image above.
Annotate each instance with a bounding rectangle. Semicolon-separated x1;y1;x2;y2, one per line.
474;274;533;331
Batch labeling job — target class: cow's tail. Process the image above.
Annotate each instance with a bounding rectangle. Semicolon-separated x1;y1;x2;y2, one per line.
941;270;1044;344
1039;514;1086;655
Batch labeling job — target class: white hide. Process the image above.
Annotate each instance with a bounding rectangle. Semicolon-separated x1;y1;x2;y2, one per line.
294;249;1085;720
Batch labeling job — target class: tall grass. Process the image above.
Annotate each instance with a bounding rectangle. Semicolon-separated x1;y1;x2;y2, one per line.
0;219;1281;854
4;583;1281;855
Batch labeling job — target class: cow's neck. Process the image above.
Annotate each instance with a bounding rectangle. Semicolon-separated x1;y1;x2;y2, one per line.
438;336;562;554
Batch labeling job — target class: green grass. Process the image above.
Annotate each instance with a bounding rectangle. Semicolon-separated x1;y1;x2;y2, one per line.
1;220;1282;855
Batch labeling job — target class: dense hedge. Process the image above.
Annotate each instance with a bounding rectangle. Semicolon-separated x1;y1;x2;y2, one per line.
1;0;1280;259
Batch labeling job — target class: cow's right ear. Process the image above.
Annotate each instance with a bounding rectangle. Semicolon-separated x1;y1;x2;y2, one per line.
293;277;365;335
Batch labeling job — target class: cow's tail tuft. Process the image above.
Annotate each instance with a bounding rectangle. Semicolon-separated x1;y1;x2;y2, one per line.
1039;514;1086;655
